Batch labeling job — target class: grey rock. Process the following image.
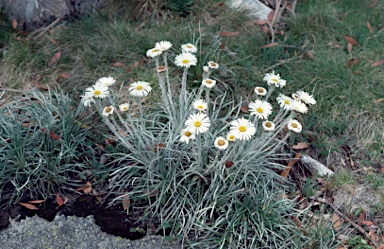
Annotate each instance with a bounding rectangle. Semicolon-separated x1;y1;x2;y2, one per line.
0;0;103;31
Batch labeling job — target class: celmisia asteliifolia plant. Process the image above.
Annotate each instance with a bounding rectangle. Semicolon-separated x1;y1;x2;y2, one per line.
80;41;320;248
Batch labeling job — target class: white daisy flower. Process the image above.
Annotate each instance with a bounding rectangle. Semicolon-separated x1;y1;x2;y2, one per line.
175;52;197;68
296;90;317;105
262;120;275;131
102;106;114;116
249;100;273;120
192;99;207;112
291;99;308;114
229;117;256;141
146;48;162;58
202;78;216;88
81;92;95;107
185;113;211;134
97;76;116;87
263;71;286;88
129;81;152;97
276;94;294;110
85;81;109;99
288;119;302;133
119;103;130;112
181;43;198;53
155;41;172;52
214;137;229;150
203;66;209;73
180;128;196;144
254;87;267;96
208;61;219;69
226;132;236;142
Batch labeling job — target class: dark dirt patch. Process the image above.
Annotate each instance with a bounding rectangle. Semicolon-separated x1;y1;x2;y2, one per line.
0;193;149;240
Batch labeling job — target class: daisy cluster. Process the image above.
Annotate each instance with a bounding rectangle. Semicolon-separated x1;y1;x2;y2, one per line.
181;68;316;150
81;40;316;153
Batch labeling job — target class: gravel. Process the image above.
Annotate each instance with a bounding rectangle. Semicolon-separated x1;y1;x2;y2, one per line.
0;215;181;249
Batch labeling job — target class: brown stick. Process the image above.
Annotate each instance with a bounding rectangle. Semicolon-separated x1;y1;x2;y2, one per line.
315;197;380;248
29;15;64;39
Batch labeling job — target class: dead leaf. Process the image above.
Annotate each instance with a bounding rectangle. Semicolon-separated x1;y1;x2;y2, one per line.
261;25;269;34
125;61;139;73
28;200;45;204
339;11;347;20
291;215;303;228
48;52;61;66
347;58;359;68
112;62;126;68
332;213;341;231
122;194;130;211
362;220;374;226
369;0;378;8
220;41;225;50
280;30;285;35
306;50;315;59
56;193;65;206
240;104;249;113
77;181;92;194
219;31;241;37
40;128;61;140
281;152;301;178
18;202;39;210
373;98;384;104
135;21;147;32
260;42;278;49
344;36;358;45
372;60;384;67
366;21;373;34
49;38;59;46
154;143;166;152
267;10;275;22
12;18;17;29
347;43;353;53
254;20;268;25
292;142;309;150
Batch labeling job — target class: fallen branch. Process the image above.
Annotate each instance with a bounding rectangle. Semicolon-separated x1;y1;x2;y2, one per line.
315;197;379;248
28;15;64;39
300;154;334;176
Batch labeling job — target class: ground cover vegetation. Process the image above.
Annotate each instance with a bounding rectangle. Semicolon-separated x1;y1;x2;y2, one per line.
0;0;383;248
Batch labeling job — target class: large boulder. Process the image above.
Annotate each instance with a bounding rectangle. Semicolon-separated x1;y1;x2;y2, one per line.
0;0;103;31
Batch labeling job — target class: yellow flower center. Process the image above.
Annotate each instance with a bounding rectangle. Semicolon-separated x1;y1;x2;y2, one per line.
198;105;204;110
136;85;143;90
94;90;101;96
239;126;247;132
257;88;264;93
257;107;263;113
292;123;298;128
284;100;290;105
272;78;279;83
123;107;128;111
228;135;235;140
105;107;112;113
153;49;159;52
265;122;272;128
182;59;189;64
185;131;192;137
194;121;202;127
205;79;212;84
217;140;226;146
210;62;217;67
187;45;192;48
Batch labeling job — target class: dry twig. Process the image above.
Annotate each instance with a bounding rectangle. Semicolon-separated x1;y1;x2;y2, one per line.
315;197;380;248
